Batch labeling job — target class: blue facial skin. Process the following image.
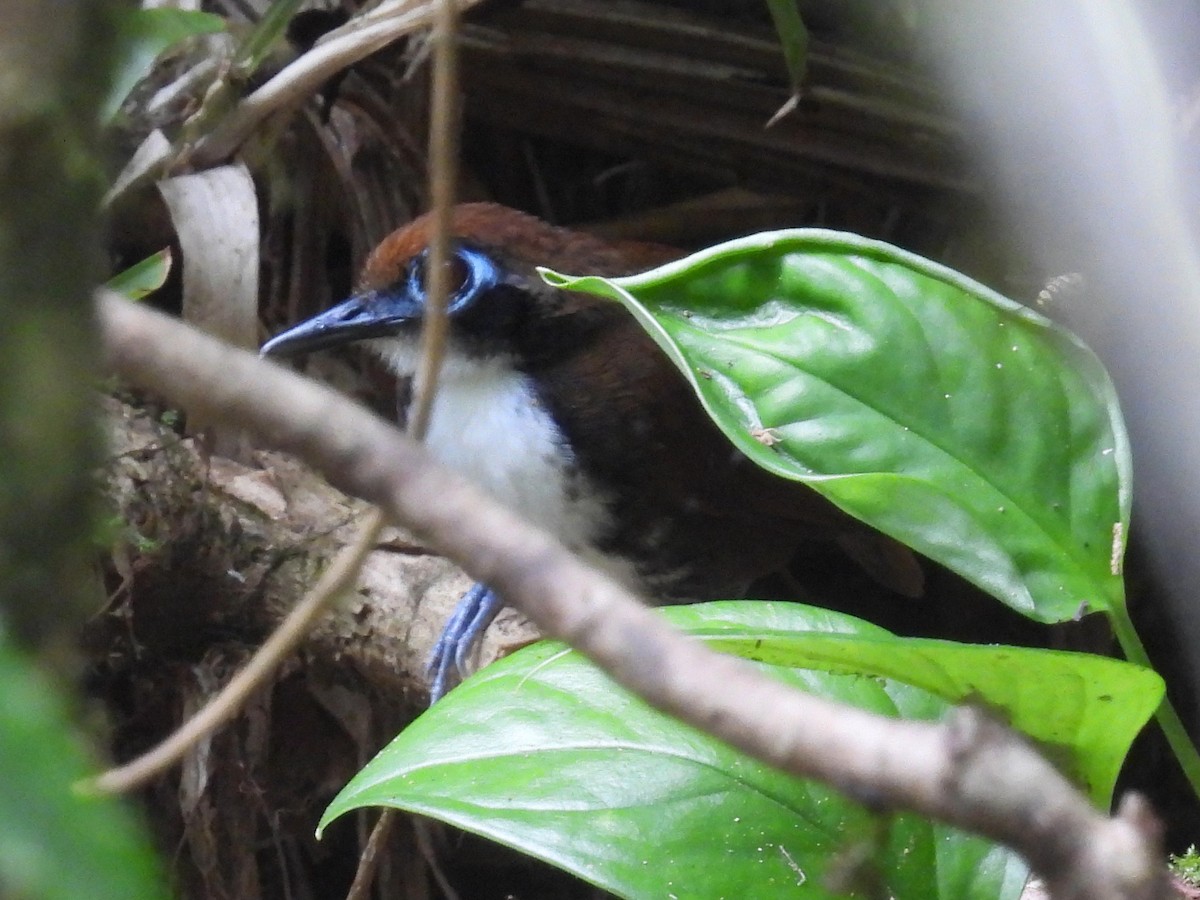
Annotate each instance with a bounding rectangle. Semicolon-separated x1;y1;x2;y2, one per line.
260;244;505;359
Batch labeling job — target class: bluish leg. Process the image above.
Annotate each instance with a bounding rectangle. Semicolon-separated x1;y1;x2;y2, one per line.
427;582;504;702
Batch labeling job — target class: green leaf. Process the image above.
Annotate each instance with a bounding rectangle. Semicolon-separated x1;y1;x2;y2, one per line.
324;603;1162;898
682;603;1160;806
0;624;167;900
765;0;809;94
543;231;1131;624
105;8;226;121
105;248;172;301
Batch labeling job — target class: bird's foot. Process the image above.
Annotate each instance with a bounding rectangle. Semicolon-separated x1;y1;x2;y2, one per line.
427;582;504;702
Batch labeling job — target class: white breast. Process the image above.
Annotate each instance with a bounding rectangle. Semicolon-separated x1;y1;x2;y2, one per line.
370;339;618;561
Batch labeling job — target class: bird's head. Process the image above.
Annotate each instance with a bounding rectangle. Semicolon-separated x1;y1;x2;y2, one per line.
261;203;674;375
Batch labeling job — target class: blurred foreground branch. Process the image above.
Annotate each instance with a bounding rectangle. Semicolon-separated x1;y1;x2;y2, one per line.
98;294;1174;900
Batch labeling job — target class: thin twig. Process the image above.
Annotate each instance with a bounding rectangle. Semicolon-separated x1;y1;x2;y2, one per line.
407;0;460;440
90;0;469;803
89;505;386;794
344;0;460;896
345;809;398;900
414;818;461;900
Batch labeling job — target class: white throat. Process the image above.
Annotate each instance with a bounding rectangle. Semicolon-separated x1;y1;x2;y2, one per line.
369;338;619;564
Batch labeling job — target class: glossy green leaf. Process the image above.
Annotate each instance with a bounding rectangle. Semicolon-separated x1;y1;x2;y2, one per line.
105;248;171;301
325;603;1119;899
543;231;1130;624
0;624;167;900
682;603;1160;806
105;8;225;121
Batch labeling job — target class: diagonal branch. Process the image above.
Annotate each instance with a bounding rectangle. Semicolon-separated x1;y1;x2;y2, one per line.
96;293;1174;900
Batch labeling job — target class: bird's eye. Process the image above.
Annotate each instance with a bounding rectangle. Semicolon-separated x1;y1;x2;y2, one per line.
408;249;472;299
445;252;471;295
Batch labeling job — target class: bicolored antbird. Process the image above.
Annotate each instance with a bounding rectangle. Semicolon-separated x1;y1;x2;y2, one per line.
262;203;923;699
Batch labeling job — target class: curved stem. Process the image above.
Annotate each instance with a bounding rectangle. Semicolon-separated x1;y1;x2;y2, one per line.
1109;600;1200;800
